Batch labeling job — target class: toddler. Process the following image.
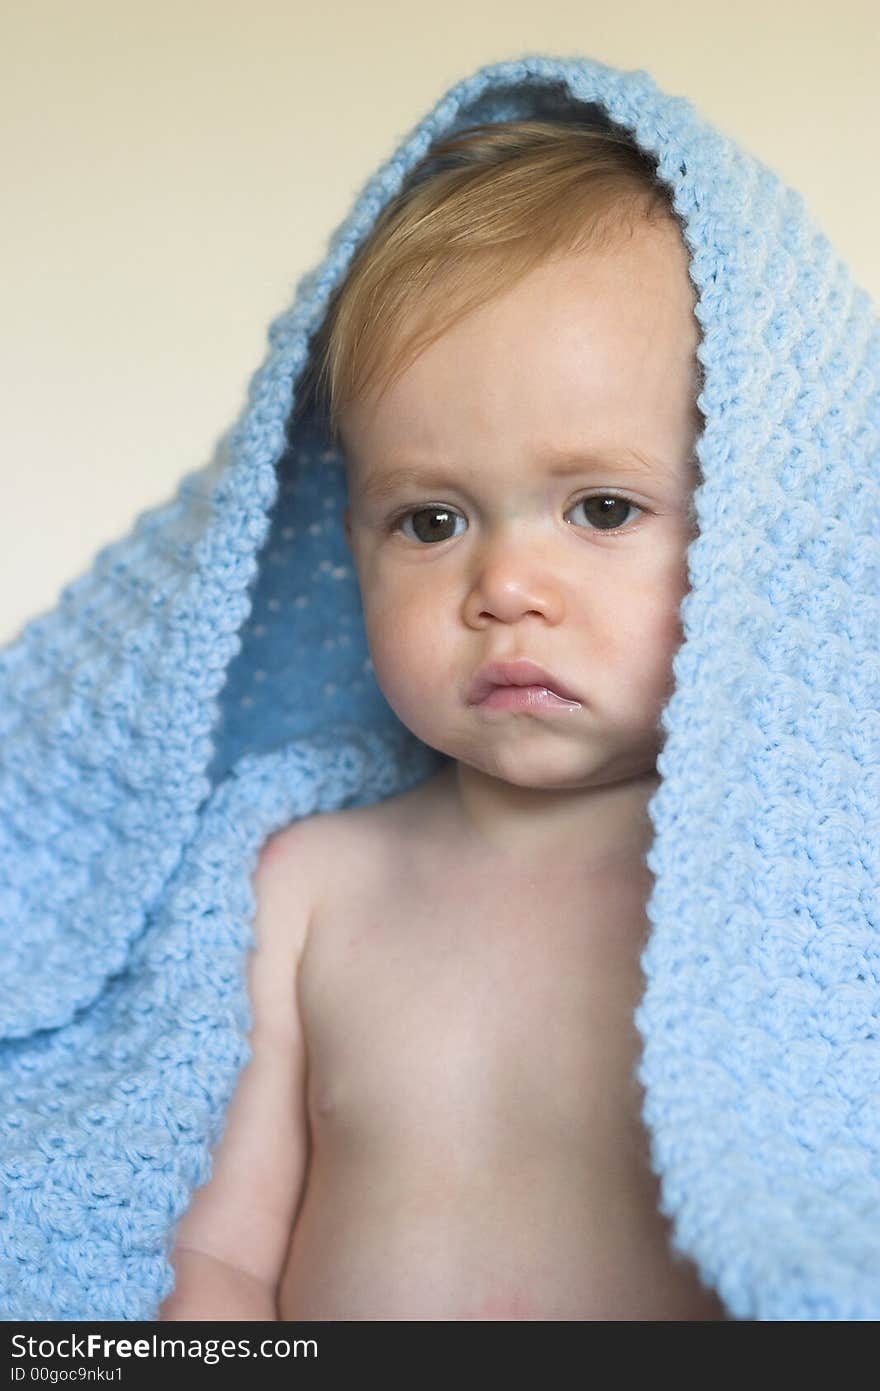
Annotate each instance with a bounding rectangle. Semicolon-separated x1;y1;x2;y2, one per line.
159;119;728;1321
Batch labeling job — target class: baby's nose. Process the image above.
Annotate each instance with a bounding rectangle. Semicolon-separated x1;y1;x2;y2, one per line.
464;544;566;626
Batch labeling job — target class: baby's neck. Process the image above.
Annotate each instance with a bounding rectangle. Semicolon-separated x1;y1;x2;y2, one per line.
435;760;660;875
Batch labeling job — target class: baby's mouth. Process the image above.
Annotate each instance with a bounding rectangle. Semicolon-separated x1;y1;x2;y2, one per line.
466;658;583;706
473;684;583;713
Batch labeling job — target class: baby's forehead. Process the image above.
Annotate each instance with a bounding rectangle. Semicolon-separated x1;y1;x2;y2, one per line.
341;441;697;500
339;366;701;494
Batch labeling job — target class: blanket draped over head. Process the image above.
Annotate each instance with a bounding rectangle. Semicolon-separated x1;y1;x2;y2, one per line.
1;54;878;1322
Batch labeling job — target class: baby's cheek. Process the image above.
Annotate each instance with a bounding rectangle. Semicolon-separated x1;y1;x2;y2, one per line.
588;593;682;717
362;588;441;691
626;572;688;658
628;605;689;712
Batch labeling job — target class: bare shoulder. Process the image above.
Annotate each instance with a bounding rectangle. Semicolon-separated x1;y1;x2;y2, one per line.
256;762;455;914
255;808;335;883
251;801;381;939
251;813;333;958
255;801;375;888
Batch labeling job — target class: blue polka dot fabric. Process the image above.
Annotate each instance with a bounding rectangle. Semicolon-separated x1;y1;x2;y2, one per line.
0;54;878;1320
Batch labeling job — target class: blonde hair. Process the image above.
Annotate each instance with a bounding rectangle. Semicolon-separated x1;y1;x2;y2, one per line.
292;119;701;453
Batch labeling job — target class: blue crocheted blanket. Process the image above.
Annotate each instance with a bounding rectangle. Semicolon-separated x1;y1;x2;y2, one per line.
1;54;878;1321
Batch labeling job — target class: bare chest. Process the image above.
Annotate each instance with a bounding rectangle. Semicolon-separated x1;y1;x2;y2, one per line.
298;844;656;1171
280;809;727;1319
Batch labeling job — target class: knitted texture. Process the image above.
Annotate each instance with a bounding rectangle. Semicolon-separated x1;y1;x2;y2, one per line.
1;54;878;1321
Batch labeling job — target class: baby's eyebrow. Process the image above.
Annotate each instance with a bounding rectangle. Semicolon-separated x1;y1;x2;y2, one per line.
358;448;670;502
536;446;671;477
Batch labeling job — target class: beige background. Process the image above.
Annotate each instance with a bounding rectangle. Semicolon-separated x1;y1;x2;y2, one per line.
3;0;878;644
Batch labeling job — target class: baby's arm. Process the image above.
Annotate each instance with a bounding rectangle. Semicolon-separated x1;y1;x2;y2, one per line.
159;822;316;1321
160;1248;278;1321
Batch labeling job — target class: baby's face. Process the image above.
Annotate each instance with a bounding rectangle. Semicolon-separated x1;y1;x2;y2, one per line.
340;220;702;793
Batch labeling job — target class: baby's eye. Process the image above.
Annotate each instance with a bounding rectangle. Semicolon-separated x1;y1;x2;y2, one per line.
393;506;467;544
390;494;644;545
566;494;644;533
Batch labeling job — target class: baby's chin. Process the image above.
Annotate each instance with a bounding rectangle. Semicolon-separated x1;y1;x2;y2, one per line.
438;744;644;796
